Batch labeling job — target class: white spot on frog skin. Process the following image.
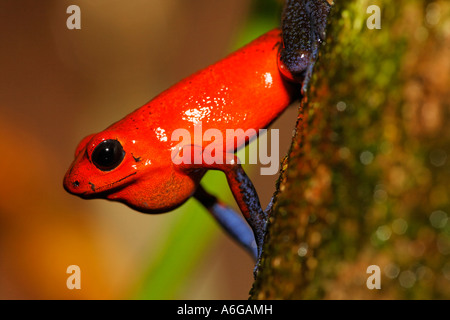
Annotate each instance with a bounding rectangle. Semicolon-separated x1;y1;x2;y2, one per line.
154;127;168;142
144;159;151;166
263;72;273;88
132;140;136;144
182;107;211;124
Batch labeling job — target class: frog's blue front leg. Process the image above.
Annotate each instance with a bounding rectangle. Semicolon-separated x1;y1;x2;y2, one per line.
194;185;258;260
174;145;268;275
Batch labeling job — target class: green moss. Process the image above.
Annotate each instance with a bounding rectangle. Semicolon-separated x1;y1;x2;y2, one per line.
251;0;450;299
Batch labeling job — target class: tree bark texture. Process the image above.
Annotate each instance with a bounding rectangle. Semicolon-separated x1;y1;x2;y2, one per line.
250;0;450;299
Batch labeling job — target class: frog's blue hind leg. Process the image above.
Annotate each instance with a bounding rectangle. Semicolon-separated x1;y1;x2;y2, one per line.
280;0;332;93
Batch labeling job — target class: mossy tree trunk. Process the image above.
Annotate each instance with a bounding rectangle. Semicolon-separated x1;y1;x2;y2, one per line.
251;0;450;299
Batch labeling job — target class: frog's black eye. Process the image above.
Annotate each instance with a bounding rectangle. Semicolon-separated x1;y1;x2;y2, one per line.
91;139;125;171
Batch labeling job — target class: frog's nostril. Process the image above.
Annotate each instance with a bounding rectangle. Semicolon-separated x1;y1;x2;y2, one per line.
73;180;80;188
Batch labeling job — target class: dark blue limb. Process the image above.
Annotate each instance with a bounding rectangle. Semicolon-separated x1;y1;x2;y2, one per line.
194;185;258;260
174;145;268;275
280;0;332;93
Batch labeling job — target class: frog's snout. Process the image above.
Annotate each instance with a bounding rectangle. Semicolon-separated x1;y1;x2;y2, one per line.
63;169;87;197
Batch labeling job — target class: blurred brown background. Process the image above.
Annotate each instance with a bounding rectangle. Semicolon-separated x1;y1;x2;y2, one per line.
0;0;295;299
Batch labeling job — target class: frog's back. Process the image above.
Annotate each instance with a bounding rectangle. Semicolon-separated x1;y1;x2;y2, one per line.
112;29;298;153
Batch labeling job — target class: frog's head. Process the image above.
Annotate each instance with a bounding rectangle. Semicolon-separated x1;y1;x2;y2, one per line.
63;127;201;213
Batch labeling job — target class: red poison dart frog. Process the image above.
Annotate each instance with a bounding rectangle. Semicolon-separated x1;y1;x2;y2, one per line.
64;1;331;272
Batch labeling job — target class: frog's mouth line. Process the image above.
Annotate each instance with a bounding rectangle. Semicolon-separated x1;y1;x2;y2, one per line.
81;172;137;198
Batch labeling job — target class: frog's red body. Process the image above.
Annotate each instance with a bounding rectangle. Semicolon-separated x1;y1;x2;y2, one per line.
64;29;297;215
64;0;331;268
